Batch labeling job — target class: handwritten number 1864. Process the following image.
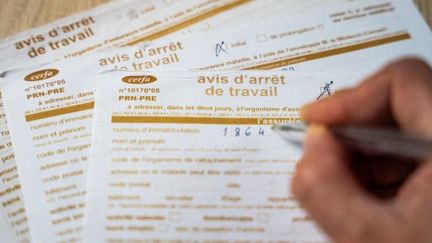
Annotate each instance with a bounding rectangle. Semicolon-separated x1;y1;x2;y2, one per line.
223;127;265;137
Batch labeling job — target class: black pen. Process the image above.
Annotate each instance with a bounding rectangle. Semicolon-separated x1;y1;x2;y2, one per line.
272;122;432;161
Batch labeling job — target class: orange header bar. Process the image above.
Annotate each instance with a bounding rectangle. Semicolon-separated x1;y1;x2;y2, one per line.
111;116;302;125
25;102;94;122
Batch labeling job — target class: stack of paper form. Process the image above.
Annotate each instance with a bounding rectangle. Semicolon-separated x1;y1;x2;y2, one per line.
0;0;431;242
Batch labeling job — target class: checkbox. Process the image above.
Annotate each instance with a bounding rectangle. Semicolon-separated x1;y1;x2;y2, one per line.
256;34;268;43
257;213;270;223
169;211;182;222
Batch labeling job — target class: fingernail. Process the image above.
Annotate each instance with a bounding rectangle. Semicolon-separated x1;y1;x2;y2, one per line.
300;104;312;119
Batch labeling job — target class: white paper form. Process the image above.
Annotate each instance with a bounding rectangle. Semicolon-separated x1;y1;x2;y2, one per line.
2;0;422;240
0;1;175;241
0;77;31;243
99;0;432;74
85;70;363;242
0;0;175;71
0;0;348;72
0;1;346;241
0;56;98;242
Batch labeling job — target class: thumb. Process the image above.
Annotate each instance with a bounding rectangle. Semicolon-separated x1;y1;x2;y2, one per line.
292;125;385;242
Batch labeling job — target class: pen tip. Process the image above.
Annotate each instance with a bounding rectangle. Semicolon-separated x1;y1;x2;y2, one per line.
271;123;307;133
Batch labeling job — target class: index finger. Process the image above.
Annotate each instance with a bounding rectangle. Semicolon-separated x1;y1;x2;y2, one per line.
301;58;432;136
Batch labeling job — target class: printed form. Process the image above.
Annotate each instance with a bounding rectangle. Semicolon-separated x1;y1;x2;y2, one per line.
100;0;432;73
0;52;331;242
0;0;336;72
0;0;178;240
0;0;338;241
85;70;363;242
0;77;31;242
0;57;98;242
0;0;430;241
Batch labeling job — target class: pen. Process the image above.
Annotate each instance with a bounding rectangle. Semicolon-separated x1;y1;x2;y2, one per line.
272;122;432;161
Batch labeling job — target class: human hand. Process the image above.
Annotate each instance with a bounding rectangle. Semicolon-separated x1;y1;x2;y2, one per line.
292;58;432;243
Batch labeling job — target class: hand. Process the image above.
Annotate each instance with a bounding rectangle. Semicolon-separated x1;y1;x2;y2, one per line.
292;58;432;243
